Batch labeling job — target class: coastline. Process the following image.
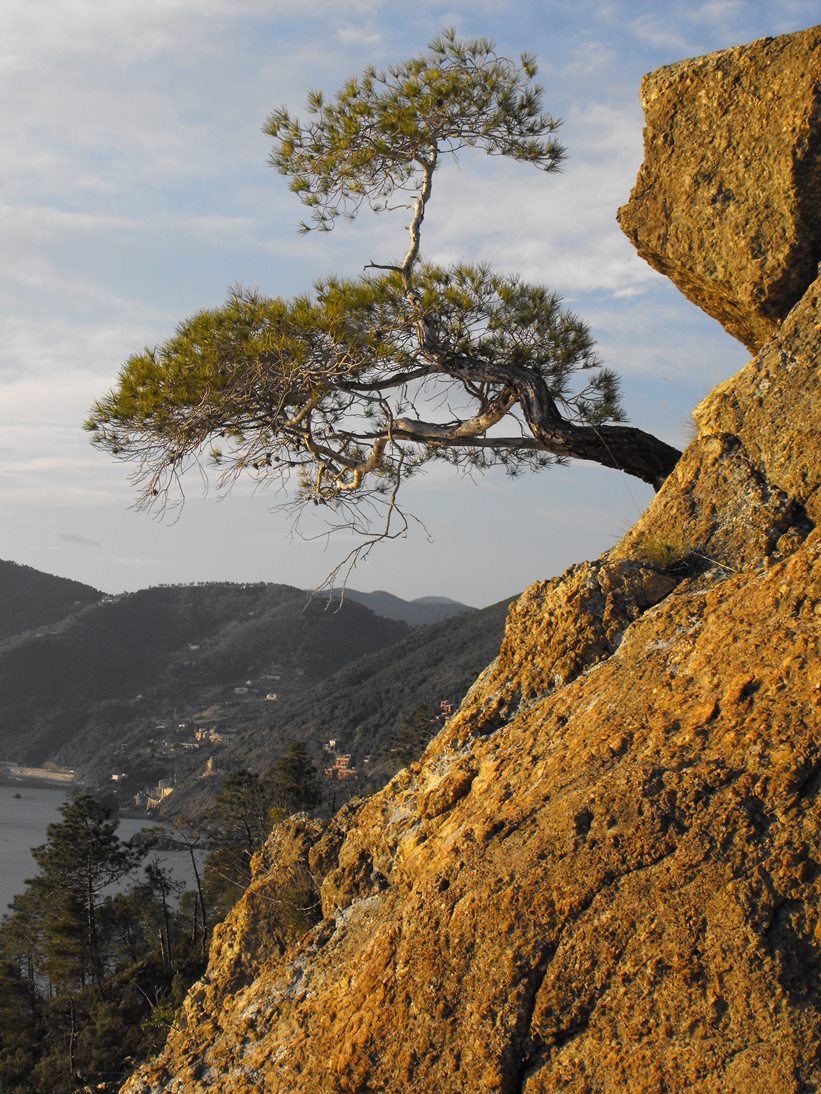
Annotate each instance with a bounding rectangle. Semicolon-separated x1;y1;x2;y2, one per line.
0;762;75;786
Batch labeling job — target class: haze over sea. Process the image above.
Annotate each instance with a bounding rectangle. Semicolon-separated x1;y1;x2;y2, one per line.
0;782;193;913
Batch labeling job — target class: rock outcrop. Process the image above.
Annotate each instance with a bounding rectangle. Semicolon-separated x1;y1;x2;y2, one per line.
617;24;821;353
122;27;820;1094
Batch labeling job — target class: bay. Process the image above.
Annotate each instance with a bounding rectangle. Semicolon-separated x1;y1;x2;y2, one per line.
0;782;200;915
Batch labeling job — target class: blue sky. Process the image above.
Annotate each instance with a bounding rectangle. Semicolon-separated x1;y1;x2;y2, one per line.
0;1;816;605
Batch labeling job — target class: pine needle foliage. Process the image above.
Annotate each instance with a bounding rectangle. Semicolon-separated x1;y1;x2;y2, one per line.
87;30;680;574
265;28;564;233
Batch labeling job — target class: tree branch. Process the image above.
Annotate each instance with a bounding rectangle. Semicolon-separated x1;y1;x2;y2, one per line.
401;150;437;290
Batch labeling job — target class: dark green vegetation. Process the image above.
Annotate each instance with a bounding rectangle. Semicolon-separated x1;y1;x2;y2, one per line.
0;774;325;1092
0;796;204;1093
0;579;408;775
225;594;512;783
0;560;505;823
154;593;510;822
87;32;679;589
202;743;322;920
0;559;102;643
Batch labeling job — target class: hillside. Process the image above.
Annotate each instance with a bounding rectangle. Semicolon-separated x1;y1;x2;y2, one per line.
122;26;821;1093
158;593;512;814
0;558;102;642
0;582;408;773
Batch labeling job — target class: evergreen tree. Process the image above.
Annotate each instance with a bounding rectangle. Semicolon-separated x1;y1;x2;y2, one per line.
87;30;680;580
269;743;322;815
0;798;206;1092
209;768;273;850
204;769;275;918
0;958;41;1091
31;795;144;994
389;705;440;767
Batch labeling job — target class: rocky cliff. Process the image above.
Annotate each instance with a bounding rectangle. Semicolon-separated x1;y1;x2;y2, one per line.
122;27;820;1094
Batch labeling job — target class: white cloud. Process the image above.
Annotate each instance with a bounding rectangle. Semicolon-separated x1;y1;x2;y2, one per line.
691;0;747;23
409;95;654;296
0;0;382;68
0;205;138;237
0;309;170;376
336;25;384;47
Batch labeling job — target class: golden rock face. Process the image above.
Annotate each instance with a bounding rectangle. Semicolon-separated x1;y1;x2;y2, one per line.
122;27;821;1094
617;25;821;353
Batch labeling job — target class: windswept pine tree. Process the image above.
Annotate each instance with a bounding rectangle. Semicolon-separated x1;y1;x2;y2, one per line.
87;31;680;579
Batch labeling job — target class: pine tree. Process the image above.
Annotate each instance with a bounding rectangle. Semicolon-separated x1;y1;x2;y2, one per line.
269;743;322;815
87;31;681;578
31;796;143;993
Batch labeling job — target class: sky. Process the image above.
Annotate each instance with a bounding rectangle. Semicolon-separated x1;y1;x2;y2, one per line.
0;1;816;607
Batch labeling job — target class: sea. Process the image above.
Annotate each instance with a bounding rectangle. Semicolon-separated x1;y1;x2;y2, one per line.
0;782;199;915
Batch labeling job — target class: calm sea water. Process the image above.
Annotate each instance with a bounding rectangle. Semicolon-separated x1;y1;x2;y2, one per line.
0;783;198;915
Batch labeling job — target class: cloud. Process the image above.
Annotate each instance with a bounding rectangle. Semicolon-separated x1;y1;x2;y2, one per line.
629;15;693;53
60;532;102;549
412;96;654;296
0;1;811;602
630;1;817;58
690;0;746;23
0;205;137;237
0;312;171;377
336;24;384;47
0;0;383;69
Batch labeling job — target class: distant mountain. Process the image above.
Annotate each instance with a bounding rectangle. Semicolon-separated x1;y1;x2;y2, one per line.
325;588;474;626
0;560;512;819
218;593;513;784
0;558;103;641
0;582;408;773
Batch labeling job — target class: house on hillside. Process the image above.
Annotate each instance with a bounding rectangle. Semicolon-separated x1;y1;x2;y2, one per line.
324;754;357;781
144;778;175;811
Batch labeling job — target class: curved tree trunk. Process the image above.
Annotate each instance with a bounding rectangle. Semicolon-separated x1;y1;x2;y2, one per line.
529;419;681;490
410;345;684;490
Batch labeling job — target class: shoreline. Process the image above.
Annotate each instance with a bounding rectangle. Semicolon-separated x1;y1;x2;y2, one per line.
0;774;72;790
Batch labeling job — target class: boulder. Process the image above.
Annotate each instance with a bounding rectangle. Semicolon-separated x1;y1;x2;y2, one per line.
618;25;821;352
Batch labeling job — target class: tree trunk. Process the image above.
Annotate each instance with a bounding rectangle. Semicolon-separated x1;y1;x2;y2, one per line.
532;419;682;490
429;348;683;490
511;361;682;489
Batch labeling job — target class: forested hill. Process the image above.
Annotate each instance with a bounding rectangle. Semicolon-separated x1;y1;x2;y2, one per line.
228;594;512;772
0;581;408;768
157;592;512;819
0;558;103;641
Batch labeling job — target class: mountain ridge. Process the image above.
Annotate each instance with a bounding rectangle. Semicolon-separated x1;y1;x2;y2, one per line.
319;588;475;625
0;558;103;642
0;580;409;773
